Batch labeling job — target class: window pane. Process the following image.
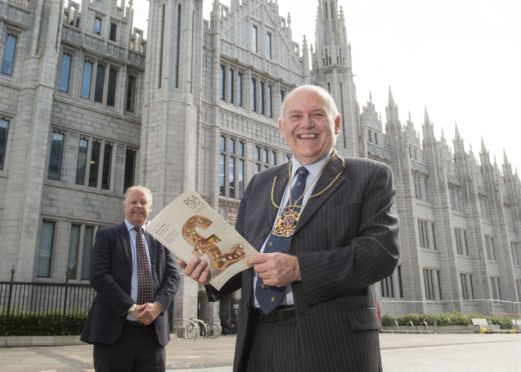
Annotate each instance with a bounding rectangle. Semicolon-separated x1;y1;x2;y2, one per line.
1;34;17;75
37;221;55;278
67;224;81;279
101;142;112;189
228;138;236;154
268;85;273;117
219;65;225;100
47;132;64;180
126;75;136;112
0;118;9;170
89;140;101;187
228;153;235;198
219;153;225;196
107;68;117;106
58;53;72;92
94;64;105;103
460;274;467;299
81;61;93;98
81;226;94;280
397;266;404;298
237;72;243;106
238;158;244;197
124;148;136;191
260;82;265;114
75;138;88;185
229;68;234;103
251;78;256;111
110;22;117;41
93;17;102;35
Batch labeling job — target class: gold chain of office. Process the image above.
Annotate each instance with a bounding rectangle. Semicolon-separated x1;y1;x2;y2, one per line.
270;154;344;210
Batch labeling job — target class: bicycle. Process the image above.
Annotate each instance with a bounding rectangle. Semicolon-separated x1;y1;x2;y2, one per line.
183;318;200;340
192;318;208;338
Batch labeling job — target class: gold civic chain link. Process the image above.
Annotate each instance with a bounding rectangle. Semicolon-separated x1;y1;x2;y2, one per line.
270;152;344;209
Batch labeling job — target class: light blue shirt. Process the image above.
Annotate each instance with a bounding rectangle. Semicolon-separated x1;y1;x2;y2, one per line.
254;151;332;307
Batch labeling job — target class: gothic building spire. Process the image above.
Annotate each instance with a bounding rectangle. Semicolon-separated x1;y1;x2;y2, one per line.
388;86;395;106
480;138;491;166
503;149;510;168
339;5;345;22
422;106;436;144
385;87;400;127
315;0;349;68
453;123;466;155
454;123;461;140
302;35;310;83
440;129;447;148
423;106;431;126
313;0;359;156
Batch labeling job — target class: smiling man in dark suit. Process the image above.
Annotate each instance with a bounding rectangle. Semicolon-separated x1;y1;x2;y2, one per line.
182;85;400;371
81;185;180;372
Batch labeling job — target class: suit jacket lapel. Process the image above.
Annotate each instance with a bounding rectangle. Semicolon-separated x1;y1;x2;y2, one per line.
268;163;291;229
119;223;133;274
295;155;346;234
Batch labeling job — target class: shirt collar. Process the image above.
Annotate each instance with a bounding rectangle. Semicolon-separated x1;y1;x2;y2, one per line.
124;219;146;232
291;149;332;180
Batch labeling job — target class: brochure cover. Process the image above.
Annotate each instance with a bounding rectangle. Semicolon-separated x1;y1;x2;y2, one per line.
147;189;257;289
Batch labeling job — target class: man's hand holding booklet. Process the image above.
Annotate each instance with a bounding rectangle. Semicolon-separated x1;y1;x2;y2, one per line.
147;189;258;290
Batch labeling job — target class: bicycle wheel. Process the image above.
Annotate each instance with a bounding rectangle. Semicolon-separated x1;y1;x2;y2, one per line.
194;319;208;338
207;323;221;339
184;321;199;340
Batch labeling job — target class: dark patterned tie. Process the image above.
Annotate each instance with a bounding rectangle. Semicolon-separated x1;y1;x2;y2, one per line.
255;166;309;314
135;227;153;304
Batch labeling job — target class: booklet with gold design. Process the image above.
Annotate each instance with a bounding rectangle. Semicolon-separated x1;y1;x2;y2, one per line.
147;189;257;290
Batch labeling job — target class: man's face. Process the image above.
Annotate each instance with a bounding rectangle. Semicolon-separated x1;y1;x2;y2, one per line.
279;88;341;165
123;189;151;227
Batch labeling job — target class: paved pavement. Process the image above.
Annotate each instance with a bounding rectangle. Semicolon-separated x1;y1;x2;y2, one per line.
1;333;520;371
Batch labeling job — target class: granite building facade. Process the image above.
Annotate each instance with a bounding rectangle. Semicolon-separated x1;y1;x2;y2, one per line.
0;0;520;324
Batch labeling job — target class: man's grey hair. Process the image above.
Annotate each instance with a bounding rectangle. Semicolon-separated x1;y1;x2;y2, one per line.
124;185;153;206
279;84;340;120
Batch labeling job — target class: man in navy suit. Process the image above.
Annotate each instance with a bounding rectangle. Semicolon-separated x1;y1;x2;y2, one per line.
81;185;179;372
183;85;400;371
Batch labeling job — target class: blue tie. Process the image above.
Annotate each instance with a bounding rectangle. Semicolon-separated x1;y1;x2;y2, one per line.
255;166;309;314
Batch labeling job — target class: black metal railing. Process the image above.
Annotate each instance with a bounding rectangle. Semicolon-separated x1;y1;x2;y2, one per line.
0;281;95;317
0;269;96;335
0;270;177;336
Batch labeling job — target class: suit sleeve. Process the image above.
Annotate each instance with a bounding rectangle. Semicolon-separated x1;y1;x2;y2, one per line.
296;163;400;306
90;228;134;316
153;245;180;312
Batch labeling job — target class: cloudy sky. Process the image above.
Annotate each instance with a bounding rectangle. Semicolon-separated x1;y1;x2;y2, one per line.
133;0;521;170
